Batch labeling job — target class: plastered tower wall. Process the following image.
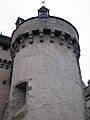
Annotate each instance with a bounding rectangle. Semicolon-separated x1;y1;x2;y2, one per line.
0;35;12;120
10;6;86;120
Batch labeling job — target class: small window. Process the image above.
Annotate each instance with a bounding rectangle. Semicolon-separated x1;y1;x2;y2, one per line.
39;11;48;18
2;45;8;50
3;81;6;85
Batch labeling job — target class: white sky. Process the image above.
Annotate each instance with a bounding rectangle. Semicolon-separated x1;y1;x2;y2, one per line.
0;0;90;85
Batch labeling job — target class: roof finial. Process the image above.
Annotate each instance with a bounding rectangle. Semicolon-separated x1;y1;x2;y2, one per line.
42;0;45;6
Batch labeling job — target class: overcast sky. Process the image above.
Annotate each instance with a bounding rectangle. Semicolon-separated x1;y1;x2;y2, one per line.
0;0;90;85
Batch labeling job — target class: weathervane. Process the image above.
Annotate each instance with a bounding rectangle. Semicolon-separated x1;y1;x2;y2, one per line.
42;0;45;6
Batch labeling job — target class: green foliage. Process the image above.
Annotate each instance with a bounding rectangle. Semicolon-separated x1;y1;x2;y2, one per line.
12;110;25;120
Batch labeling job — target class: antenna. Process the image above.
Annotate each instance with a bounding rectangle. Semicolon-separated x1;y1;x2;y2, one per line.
0;30;2;35
42;0;45;6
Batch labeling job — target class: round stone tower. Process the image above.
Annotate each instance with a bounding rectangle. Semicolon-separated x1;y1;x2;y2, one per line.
10;6;86;120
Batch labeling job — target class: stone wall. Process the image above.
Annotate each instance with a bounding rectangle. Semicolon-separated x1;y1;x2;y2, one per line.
0;36;12;120
84;81;90;119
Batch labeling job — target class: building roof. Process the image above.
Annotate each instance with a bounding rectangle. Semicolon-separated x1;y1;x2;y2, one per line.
38;6;49;12
0;34;11;47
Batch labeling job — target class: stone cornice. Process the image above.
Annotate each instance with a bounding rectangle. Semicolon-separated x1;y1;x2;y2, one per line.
0;58;13;69
10;29;80;60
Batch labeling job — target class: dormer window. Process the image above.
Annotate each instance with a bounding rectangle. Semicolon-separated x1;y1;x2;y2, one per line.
15;17;24;28
38;6;49;18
